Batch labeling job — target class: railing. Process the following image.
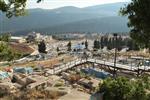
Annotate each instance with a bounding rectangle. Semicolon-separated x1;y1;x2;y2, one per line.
47;58;150;75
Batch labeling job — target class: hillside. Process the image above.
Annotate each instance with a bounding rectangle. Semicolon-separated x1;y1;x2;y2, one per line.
0;2;129;34
16;16;128;34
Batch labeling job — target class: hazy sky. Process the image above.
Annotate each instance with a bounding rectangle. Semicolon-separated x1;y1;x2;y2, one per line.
27;0;130;9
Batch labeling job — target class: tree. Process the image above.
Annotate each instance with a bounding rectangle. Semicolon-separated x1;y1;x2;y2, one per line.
100;36;104;49
99;77;132;100
117;35;123;51
126;39;140;51
103;36;108;48
0;42;22;61
120;0;150;52
0;33;11;42
107;38;113;50
83;51;88;60
0;0;42;18
81;42;84;45
93;40;100;50
85;40;88;50
38;40;47;53
56;47;60;52
97;76;150;100
67;41;72;51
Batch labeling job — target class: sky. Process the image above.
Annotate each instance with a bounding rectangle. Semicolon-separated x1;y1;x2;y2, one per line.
27;0;131;9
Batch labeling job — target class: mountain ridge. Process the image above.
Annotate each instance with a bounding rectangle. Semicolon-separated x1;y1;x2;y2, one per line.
0;2;129;34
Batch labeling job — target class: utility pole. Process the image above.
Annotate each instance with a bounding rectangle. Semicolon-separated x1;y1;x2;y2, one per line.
113;33;118;78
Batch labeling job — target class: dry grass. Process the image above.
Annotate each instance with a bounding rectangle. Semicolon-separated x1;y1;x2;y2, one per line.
69;74;81;84
9;43;34;54
119;51;150;58
0;89;63;100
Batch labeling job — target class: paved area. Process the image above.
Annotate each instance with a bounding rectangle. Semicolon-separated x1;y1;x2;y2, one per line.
59;89;90;100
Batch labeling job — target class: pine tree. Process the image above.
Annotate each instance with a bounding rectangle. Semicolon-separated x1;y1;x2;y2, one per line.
120;0;150;52
100;36;104;49
93;40;100;50
57;47;60;52
38;40;47;53
67;41;72;51
85;40;88;50
117;35;123;51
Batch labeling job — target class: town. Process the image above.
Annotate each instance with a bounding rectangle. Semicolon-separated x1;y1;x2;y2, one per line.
0;0;150;100
0;32;150;100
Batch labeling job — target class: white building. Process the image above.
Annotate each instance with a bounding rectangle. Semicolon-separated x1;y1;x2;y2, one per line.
11;36;25;43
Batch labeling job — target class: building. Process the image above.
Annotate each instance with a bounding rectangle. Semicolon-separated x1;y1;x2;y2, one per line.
10;36;25;43
13;67;33;75
72;44;85;51
53;33;85;40
0;71;12;84
26;75;48;90
0;71;10;80
36;33;41;39
26;32;43;42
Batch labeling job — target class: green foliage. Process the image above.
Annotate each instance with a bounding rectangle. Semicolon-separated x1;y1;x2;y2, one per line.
57;47;60;52
100;77;132;100
120;0;150;51
38;40;47;53
67;41;72;51
0;0;42;18
0;33;11;42
140;75;150;90
127;80;147;100
0;42;22;61
93;40;100;50
98;76;150;100
54;82;64;87
126;38;140;51
0;34;24;61
100;35;139;51
85;40;88;50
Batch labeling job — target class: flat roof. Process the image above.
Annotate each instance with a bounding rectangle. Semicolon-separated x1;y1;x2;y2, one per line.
11;36;23;40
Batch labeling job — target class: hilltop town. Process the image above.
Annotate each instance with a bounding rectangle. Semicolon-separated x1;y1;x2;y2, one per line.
1;0;150;100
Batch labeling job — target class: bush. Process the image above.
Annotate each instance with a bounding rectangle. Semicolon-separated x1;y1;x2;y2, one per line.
0;42;23;61
98;76;150;100
54;82;64;87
